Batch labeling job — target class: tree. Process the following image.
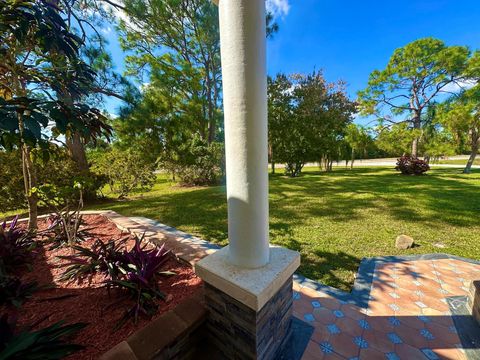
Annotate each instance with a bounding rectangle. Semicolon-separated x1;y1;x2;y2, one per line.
358;38;475;157
439;87;480;173
0;0;110;228
267;72;355;177
344;124;371;169
268;74;294;174
375;123;419;156
294;72;355;172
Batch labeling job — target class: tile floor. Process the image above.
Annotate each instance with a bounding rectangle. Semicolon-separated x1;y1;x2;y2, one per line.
295;259;480;360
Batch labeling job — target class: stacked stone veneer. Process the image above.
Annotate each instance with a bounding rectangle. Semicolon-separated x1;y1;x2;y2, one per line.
468;280;480;325
204;277;293;360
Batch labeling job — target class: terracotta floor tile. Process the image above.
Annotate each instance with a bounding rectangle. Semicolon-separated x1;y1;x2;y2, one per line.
311;323;331;344
399;315;428;330
341;304;365;321
368;302;395;316
320;297;342;310
363;329;395;353
395;324;429;350
302;340;324;360
314;308;336;325
359;347;386;360
328;333;360;359
422;307;448;317
395;343;427;359
335;316;363;337
367;316;396;333
429;315;455;329
426;323;461;345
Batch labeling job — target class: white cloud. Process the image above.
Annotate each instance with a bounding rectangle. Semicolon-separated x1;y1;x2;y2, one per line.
442;79;476;93
266;0;290;18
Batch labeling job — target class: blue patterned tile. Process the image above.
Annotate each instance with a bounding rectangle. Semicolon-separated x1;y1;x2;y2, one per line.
388;303;400;311
292;291;301;300
327;324;341;334
333;310;344;318
385;353;400;360
418;315;430;323
449;326;458;333
319;341;334;354
348;357;359;360
421;348;440;360
353;336;368;349
303;313;315;322
387;332;403;344
311;300;321;308
388;316;401;326
415;301;427;309
358;319;370;330
420;329;435;340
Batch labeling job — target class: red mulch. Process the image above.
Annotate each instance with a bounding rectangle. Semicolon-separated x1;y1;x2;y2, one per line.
11;215;203;360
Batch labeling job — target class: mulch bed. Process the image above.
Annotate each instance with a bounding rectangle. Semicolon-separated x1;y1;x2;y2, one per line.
11;215;203;360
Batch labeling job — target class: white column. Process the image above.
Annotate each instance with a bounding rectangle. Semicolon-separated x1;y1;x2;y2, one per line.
218;0;269;268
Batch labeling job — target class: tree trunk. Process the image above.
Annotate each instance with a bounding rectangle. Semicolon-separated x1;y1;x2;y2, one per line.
18;111;38;230
464;136;479;174
271;161;275;174
411;113;421;157
350;148;355;170
22;144;38;230
66;131;89;173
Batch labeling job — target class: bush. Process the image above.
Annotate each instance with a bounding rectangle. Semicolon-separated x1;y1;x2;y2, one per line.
0;150;25;212
395;155;430;175
0;149;106;213
90;147;156;198
0;316;86;360
58;234;173;327
0;216;35;274
158;136;224;186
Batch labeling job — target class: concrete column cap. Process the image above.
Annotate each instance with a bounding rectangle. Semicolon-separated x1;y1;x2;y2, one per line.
195;246;300;311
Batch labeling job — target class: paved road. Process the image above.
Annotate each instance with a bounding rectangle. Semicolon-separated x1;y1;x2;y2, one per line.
272;156;479;169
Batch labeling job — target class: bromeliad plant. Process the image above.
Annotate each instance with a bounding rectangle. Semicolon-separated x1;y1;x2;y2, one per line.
0;216;36;274
107;236;173;326
57;237;128;282
0;272;39;308
58;234;174;327
0;315;86;360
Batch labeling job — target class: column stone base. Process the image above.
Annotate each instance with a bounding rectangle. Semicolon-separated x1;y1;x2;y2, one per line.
195;246;300;359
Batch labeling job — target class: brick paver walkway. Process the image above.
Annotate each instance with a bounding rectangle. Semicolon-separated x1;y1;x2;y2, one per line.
296;259;480;360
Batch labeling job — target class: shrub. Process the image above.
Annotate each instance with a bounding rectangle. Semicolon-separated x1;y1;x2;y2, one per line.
158;136;224;186
395;155;430;175
0;149;106;213
90;147;156;198
0;315;86;360
58;237;128;282
107;237;172;326
58;234;173;327
0;272;39;308
0;151;25;212
37;184;89;248
0;216;35;273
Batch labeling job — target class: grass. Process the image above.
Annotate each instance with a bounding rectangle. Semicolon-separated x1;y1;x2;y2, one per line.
4;167;480;291
436;158;480;166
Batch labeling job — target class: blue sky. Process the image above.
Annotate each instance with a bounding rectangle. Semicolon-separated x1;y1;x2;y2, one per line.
103;0;480;124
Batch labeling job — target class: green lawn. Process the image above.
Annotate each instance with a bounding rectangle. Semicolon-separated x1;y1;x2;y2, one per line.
5;167;480;291
436;158;480;166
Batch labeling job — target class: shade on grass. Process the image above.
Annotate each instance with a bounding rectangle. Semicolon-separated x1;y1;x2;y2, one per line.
6;167;480;291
